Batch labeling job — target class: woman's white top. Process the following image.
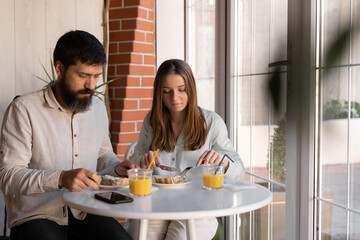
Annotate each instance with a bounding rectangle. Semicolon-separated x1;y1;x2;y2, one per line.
130;108;244;179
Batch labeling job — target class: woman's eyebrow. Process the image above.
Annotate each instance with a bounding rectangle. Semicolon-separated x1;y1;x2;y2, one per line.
162;84;185;88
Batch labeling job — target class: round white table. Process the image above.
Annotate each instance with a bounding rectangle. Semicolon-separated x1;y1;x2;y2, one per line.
63;176;272;240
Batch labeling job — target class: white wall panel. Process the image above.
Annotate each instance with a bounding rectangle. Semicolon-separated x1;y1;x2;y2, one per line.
0;0;104;235
156;0;185;67
76;0;104;42
15;0;47;95
0;0;16;124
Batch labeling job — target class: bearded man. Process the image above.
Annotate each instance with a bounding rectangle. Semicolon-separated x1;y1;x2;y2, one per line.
0;30;136;240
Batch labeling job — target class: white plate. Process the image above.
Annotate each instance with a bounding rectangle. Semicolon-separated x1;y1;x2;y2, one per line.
152;179;192;189
98;184;129;190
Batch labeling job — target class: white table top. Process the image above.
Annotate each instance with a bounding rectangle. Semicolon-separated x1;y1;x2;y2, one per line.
62;176;272;220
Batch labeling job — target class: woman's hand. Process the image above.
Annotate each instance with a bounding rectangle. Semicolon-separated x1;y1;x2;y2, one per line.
196;150;228;166
140;150;161;169
114;160;139;177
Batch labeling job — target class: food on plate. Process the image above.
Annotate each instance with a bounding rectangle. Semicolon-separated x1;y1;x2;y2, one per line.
100;175;129;186
154;175;186;184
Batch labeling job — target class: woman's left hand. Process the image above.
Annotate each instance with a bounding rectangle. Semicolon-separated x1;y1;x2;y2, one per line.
196;150;228;166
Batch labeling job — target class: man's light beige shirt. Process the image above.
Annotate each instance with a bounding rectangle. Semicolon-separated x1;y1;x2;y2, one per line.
0;82;119;228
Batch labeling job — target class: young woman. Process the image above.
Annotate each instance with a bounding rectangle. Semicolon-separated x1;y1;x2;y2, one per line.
128;59;244;239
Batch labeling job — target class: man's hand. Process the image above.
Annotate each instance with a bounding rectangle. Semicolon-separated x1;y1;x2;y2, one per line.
58;168;101;192
114;160;139;177
140;150;160;169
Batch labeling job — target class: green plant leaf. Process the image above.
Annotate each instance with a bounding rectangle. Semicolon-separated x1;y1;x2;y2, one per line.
95;77;120;90
41;63;53;82
50;59;56;81
325;28;351;67
33;75;50;84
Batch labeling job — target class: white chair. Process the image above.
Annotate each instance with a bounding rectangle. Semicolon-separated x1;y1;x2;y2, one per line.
124;140;138;160
123;139;137;231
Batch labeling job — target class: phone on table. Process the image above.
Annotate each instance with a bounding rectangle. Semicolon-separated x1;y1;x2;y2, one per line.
94;192;133;204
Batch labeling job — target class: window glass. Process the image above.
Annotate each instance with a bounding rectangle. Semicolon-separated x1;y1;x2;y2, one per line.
321;0;350;67
320;68;349;207
317;0;360;238
349;211;360;239
349;67;360;212
234;0;288;239
188;0;216;111
320;202;347;239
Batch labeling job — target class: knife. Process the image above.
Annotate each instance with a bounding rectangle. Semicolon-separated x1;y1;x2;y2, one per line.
97;162;121;176
158;165;177;171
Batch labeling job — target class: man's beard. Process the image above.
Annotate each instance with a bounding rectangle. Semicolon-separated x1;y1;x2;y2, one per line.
59;76;95;113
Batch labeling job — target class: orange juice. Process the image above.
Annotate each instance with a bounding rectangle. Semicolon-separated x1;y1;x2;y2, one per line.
129;177;152;196
203;174;224;189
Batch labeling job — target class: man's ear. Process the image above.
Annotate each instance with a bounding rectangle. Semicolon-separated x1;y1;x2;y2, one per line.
54;61;64;78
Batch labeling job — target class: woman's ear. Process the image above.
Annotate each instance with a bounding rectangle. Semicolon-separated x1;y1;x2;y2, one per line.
54;61;64;78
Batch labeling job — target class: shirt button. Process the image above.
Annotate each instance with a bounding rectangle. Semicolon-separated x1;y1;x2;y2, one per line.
172;158;175;161
74;134;77;137
75;154;78;157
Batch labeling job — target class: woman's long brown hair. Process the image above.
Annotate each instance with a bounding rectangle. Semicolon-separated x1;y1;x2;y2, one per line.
149;59;207;152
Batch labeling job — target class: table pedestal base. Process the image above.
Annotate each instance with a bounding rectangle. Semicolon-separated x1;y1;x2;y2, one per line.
186;218;196;239
138;219;148;240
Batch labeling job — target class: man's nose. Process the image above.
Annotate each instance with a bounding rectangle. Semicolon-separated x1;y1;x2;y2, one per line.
85;77;97;90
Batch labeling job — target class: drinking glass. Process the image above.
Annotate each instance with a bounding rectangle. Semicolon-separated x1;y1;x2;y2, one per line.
128;168;152;197
201;163;224;190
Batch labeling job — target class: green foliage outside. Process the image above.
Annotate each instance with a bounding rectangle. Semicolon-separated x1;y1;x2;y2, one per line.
269;115;286;184
268;99;360;185
323;99;360;120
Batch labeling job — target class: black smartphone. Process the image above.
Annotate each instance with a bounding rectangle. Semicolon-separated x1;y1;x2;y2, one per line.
94;192;133;204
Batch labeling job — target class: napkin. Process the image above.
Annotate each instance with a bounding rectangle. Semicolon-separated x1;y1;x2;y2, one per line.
223;180;257;192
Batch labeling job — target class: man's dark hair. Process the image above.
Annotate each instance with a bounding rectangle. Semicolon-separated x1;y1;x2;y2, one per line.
53;30;106;70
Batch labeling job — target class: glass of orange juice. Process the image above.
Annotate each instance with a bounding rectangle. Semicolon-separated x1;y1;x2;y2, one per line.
201;163;224;190
128;168;153;197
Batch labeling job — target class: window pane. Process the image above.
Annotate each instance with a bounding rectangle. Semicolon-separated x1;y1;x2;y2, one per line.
319;201;347;239
237;0;271;75
351;0;360;63
234;0;287;239
236;0;252;75
270;0;288;63
321;0;350;67
236;76;252;170
239;184;286;240
350;67;360;211
349;211;360;240
188;0;216;111
320;67;348;207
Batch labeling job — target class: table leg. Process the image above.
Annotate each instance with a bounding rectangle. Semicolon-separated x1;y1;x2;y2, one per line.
138;219;149;240
186;219;196;240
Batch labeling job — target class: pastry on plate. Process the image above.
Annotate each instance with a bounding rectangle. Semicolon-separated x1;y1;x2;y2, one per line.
154;175;186;184
100;175;129;186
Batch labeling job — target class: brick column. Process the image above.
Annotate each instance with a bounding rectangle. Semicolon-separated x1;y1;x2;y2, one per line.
108;0;155;160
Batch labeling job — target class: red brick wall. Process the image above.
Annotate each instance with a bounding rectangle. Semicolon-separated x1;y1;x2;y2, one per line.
108;0;155;161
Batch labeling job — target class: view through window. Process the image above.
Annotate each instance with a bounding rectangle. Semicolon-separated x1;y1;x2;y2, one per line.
187;0;216;112
316;0;360;239
232;0;288;239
